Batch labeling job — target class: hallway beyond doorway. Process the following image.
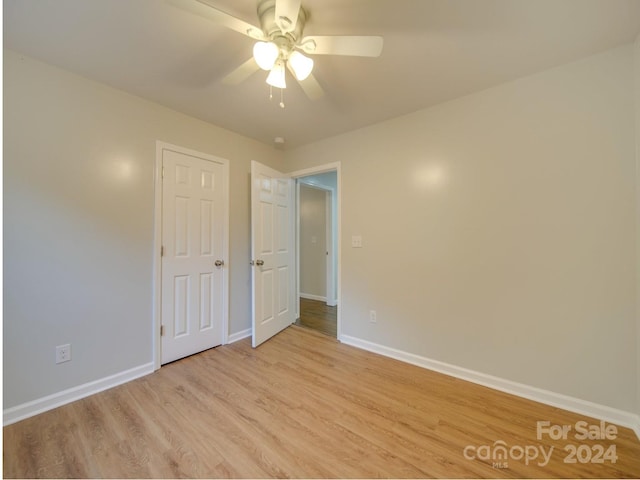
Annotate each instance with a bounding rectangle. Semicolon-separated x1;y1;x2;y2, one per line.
295;298;337;337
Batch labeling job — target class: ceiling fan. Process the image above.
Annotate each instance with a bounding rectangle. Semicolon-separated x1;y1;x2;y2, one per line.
170;0;384;105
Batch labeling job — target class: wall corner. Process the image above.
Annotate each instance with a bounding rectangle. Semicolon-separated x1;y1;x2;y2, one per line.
634;33;640;420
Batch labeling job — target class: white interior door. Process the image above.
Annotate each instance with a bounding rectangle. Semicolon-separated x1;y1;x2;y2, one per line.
161;147;228;364
251;160;295;347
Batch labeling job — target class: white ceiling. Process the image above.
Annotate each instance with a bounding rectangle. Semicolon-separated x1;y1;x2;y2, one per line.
4;0;640;149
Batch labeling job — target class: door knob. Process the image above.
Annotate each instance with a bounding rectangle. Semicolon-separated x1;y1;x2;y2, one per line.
214;260;224;267
255;259;264;266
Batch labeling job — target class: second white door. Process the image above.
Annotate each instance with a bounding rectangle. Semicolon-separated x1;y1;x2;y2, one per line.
251;160;295;347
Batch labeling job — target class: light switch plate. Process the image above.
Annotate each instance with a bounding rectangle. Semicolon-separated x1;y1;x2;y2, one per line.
352;235;363;248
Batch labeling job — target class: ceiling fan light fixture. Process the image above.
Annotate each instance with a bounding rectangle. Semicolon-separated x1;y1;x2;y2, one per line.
266;61;287;89
253;41;279;70
288;51;314;81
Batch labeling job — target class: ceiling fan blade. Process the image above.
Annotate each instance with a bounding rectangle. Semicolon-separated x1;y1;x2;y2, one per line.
222;58;260;85
167;0;265;40
297;73;325;101
274;0;302;33
298;36;384;57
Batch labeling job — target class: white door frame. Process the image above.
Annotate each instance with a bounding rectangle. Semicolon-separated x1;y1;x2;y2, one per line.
152;141;230;370
297;181;336;306
290;162;342;339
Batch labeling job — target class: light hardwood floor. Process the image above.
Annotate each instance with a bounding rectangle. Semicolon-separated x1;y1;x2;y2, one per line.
4;326;640;478
295;297;337;337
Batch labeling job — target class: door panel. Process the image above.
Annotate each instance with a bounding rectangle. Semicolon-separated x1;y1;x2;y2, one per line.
251;161;294;347
161;148;227;364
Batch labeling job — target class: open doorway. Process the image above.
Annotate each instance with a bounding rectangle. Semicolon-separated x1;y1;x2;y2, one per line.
292;167;339;338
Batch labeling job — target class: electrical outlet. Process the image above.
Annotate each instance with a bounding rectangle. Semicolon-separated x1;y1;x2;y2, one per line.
56;344;71;364
369;310;377;323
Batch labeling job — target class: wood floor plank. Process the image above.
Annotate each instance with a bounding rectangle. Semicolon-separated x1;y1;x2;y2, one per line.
4;325;640;478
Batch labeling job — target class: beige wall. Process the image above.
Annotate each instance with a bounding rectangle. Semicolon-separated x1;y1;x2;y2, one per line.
3;50;282;409
285;45;637;413
299;185;327;299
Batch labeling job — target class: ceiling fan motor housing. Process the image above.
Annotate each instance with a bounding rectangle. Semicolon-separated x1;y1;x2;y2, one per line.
257;0;308;59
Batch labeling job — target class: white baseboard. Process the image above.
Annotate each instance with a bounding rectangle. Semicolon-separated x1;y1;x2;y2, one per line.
227;328;251;344
300;293;327;302
340;335;640;440
3;362;154;426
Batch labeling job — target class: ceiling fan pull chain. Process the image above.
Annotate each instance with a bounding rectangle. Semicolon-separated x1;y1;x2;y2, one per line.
280;88;285;109
269;85;273;101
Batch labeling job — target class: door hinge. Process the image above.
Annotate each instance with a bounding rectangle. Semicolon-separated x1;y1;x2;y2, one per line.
161;246;164;257
160;325;165;336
